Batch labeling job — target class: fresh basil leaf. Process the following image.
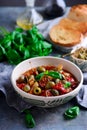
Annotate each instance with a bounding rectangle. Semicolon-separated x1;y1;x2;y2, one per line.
0;26;52;64
64;106;80;119
2;35;12;49
35;70;48;81
64;81;71;88
48;71;62;79
32;26;44;40
3;40;11;49
6;49;21;64
42;41;52;48
0;44;6;54
23;48;30;59
0;45;5;61
35;72;44;81
15;28;24;33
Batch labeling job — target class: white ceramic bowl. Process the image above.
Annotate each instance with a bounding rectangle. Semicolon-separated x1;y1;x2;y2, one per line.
11;56;83;108
70;47;87;72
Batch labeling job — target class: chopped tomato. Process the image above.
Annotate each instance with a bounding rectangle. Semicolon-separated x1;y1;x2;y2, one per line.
44;65;56;70
52;82;67;94
71;82;79;89
46;90;53;96
17;83;25;89
39;76;49;88
53;82;62;89
66;76;75;83
40;90;53;97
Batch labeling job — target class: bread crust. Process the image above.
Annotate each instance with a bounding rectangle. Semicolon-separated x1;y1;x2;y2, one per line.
67;4;87;22
49;4;87;48
49;25;82;47
58;18;87;35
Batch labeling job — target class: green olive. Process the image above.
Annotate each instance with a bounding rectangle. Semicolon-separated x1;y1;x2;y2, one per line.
37;66;46;73
45;81;55;89
23;84;30;92
62;80;67;84
33;86;41;95
50;89;59;96
55;79;60;84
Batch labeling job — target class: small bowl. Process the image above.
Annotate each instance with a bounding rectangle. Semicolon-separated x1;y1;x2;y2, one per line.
70;47;87;72
11;56;83;108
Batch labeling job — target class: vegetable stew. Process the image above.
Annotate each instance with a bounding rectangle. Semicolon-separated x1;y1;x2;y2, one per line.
16;64;79;97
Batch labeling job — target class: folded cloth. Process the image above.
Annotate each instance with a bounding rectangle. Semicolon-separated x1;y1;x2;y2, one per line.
76;73;87;108
76;84;87;108
0;62;32;112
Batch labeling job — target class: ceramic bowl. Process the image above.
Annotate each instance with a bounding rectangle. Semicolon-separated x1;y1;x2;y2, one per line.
11;56;83;108
70;47;87;72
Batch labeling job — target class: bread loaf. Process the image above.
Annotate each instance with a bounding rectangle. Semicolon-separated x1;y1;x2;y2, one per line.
58;18;87;35
67;4;87;22
49;25;82;47
49;4;87;48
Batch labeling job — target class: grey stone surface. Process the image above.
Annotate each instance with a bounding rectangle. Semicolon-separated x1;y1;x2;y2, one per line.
0;7;87;130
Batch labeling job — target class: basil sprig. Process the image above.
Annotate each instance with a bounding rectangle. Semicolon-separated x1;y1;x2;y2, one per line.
24;109;35;128
64;106;80;119
35;70;62;80
0;26;52;64
48;71;62;79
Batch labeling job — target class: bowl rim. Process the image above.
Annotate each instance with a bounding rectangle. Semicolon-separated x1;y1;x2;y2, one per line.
11;56;83;100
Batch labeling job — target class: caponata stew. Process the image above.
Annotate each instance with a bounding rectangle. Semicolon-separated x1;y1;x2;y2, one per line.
16;64;79;97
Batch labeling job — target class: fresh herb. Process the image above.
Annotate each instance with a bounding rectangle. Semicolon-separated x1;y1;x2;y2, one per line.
0;26;52;64
35;70;48;80
64;81;71;88
64;106;80;119
35;70;62;80
47;71;62;79
24;109;35;128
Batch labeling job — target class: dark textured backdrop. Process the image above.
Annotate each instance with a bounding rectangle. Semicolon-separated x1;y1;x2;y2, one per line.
0;0;87;6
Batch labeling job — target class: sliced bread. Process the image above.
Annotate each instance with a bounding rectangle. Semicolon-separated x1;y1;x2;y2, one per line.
49;25;82;47
67;4;87;22
58;18;87;35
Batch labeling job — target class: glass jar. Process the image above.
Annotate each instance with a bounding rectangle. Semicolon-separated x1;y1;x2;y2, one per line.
16;0;43;30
